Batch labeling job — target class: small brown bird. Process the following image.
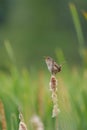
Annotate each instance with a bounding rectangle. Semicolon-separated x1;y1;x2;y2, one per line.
45;56;62;75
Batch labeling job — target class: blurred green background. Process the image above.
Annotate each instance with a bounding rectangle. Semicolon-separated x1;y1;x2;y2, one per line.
0;0;87;130
0;0;87;69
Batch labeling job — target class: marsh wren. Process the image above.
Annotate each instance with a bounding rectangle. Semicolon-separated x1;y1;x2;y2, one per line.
45;56;62;75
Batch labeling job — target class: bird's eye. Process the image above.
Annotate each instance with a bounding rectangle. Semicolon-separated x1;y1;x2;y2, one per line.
47;57;50;59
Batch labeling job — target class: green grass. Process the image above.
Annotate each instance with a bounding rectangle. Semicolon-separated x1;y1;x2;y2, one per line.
0;64;87;130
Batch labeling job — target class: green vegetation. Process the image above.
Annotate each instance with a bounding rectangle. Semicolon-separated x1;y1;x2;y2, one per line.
0;59;87;130
0;1;87;130
0;39;87;130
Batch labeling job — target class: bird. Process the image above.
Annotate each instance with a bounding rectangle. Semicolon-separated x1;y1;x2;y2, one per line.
45;56;62;75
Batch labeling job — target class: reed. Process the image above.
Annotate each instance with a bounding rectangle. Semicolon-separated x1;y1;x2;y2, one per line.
0;100;7;130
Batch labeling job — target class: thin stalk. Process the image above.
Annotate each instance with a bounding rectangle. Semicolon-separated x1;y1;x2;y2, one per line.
69;3;85;54
55;116;58;130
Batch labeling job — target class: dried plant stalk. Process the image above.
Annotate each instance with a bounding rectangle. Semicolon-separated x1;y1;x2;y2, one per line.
31;115;44;130
0;100;7;130
49;75;60;118
19;112;28;130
